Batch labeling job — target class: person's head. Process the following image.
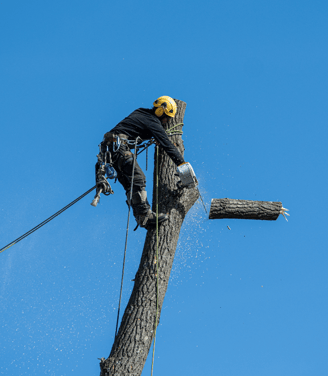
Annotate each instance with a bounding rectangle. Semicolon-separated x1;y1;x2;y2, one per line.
153;96;177;124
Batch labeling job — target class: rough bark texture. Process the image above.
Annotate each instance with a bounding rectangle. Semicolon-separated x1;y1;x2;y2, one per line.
99;100;199;376
209;198;282;220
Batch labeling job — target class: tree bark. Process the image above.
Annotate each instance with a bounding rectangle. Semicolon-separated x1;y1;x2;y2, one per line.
209;198;282;221
100;100;199;376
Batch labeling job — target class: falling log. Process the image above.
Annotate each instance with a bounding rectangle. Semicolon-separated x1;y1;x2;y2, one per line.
209;198;282;221
99;100;199;376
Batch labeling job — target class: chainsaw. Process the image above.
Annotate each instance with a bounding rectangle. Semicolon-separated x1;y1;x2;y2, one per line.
176;162;207;213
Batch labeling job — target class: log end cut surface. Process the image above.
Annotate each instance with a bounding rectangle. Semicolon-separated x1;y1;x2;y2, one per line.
209;198;282;221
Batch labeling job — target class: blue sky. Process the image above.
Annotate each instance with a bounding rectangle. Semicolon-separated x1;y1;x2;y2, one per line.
1;1;327;375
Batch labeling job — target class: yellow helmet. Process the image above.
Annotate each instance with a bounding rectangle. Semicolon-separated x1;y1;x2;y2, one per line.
153;96;177;118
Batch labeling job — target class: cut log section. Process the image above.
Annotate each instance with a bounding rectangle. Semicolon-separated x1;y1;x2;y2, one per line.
209;198;282;221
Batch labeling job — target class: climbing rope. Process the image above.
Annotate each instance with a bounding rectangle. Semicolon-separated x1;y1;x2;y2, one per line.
149;122;184;374
114;137;139;339
151;145;160;376
166;123;184;136
0;186;96;254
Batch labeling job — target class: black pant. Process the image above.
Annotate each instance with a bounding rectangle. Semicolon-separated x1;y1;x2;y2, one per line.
112;144;146;196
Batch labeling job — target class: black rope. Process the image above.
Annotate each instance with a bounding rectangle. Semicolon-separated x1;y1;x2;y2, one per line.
0;186;96;254
137;139;155;156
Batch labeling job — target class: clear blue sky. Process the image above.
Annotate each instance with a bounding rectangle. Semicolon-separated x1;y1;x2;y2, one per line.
1;1;327;375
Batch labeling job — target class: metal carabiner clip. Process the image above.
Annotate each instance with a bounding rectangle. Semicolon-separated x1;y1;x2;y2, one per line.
113;136;121;152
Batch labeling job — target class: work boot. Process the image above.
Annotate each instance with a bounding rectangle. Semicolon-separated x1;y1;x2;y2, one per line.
129;190;168;229
137;209;168;228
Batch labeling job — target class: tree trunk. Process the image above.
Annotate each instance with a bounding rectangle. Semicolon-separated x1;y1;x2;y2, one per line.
100;100;199;376
209;198;282;220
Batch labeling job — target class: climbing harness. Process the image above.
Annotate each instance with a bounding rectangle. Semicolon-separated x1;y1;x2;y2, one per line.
0;186;96;254
91;133;145;207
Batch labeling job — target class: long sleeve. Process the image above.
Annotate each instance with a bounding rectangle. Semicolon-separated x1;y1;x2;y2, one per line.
145;120;185;166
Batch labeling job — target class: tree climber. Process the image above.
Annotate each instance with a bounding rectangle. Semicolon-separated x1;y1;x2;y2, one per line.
96;96;188;229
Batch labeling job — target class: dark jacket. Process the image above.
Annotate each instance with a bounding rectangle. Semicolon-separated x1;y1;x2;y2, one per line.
110;108;185;166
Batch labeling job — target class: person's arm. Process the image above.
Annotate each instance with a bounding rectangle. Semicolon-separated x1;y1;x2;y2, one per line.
147;120;185;166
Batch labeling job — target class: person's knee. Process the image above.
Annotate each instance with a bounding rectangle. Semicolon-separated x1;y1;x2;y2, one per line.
131;189;147;204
